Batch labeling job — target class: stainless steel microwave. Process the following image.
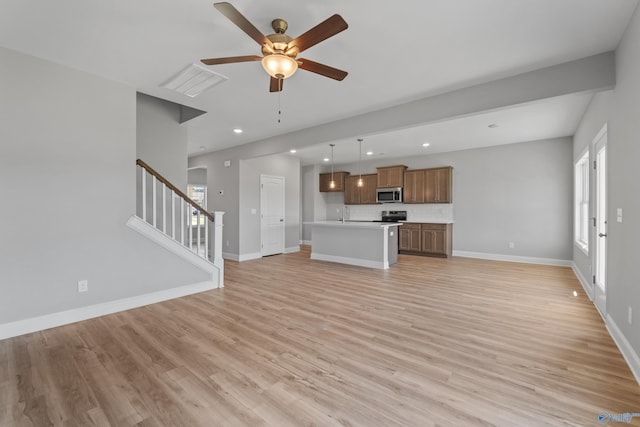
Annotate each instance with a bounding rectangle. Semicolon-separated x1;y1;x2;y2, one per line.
376;187;403;203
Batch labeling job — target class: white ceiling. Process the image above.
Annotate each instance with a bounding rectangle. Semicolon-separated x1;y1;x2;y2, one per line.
293;92;595;165
1;0;637;163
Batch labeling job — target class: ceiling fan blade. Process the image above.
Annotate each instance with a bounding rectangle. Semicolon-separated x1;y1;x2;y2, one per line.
214;2;273;49
201;55;263;65
290;14;348;54
298;58;348;81
270;77;283;92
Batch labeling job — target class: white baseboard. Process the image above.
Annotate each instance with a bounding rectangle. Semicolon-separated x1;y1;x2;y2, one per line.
222;251;239;261
606;314;640;386
226;248;299;260
310;252;388;270
301;240;312;245
239;252;262;262
452;250;572;267
223;251;268;262
571;263;594;301
0;281;215;341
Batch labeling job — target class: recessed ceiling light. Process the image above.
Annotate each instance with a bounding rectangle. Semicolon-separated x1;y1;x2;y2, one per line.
422;143;430;147
233;128;243;134
488;123;499;129
323;158;330;162
366;151;373;156
289;149;297;154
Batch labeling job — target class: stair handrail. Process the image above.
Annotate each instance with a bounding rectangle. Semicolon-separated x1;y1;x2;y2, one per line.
136;158;213;222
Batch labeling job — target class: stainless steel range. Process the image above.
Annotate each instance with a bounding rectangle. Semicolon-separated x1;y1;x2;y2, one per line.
378;210;407;222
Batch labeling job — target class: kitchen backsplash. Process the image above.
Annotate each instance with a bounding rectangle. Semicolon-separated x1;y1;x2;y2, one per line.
346;204;454;222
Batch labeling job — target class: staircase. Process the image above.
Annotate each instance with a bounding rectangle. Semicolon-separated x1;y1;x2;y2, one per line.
128;159;224;287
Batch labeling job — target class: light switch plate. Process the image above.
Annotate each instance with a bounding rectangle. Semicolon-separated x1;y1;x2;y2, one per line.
617;208;623;223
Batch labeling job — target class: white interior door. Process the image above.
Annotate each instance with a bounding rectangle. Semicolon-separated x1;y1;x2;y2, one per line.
261;175;285;256
593;128;607;316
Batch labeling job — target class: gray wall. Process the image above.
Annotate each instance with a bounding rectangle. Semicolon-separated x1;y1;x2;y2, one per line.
188;152;300;258
188;168;207;186
572;91;612;290
301;165;328;242
0;47;210;325
312;137;573;261
609;4;640;354
136;93;188;190
189;153;240;256
241;154;301;254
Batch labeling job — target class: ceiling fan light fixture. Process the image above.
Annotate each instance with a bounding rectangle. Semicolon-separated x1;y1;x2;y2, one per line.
261;53;298;79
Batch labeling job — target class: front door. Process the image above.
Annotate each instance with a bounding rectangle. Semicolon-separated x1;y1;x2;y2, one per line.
260;175;285;256
593;127;607;316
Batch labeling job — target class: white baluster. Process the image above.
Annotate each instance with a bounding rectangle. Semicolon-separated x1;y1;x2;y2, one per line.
152;176;157;227
180;199;185;245
197;212;201;254
189;205;193;250
171;193;176;239
162;183;167;234
204;215;209;260
141;169;147;222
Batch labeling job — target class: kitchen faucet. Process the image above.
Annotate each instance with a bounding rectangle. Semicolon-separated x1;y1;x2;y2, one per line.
340;205;349;223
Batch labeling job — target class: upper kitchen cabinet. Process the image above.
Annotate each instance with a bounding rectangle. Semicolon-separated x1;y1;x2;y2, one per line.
376;165;407;188
425;167;452;203
344;174;377;204
319;172;349;192
404;167;453;203
404;170;426;203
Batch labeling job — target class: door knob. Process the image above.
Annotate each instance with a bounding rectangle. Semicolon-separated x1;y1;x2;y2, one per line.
598;233;607;238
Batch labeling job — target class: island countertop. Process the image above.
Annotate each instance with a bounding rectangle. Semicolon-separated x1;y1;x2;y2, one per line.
311;220;401;229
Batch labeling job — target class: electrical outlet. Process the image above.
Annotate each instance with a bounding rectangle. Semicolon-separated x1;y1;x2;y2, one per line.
629;307;633;325
78;280;88;293
508;242;515;249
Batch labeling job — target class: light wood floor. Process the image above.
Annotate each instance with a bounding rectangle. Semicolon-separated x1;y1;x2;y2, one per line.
1;246;639;426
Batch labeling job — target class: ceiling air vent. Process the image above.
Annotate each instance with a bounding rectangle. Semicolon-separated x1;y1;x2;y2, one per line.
161;63;228;97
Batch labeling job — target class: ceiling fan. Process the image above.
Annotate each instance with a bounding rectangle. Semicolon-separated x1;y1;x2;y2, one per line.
201;2;348;92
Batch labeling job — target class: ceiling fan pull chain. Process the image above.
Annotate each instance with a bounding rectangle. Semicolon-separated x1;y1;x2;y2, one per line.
278;90;282;123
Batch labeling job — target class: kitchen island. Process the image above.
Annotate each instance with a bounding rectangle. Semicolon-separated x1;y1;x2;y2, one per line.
310;221;400;269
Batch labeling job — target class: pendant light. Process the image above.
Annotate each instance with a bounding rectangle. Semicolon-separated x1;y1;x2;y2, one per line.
329;144;336;189
357;138;364;187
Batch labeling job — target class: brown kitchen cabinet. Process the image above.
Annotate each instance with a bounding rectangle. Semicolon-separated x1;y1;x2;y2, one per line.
404;166;453;204
399;222;452;258
403;170;426;203
376;165;407;188
399;223;421;252
344;174;377;204
425;167;452;203
319;172;349;192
